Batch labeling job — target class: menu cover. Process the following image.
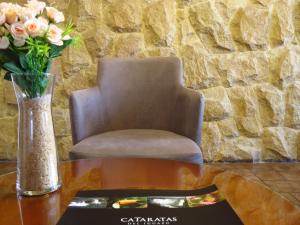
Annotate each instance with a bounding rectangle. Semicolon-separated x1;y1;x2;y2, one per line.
57;185;243;225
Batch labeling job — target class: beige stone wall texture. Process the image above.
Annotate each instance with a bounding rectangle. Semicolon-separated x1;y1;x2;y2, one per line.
1;0;300;161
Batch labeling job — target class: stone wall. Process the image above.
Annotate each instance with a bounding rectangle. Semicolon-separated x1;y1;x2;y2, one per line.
1;0;300;161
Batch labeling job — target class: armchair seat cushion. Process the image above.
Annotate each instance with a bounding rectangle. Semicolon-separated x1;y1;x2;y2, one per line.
69;129;203;164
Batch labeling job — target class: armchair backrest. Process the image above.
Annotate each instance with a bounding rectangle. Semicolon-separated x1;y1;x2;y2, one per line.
97;57;183;132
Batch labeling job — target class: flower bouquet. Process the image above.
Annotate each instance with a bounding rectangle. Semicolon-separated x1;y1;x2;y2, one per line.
0;0;76;196
0;0;75;98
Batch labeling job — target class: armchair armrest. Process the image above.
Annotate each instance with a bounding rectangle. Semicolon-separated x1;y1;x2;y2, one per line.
172;88;205;145
69;87;104;144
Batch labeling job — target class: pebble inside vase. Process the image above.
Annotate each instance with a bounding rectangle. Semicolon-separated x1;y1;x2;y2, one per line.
13;74;61;196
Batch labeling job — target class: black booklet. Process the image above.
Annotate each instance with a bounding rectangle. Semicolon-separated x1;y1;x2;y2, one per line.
57;185;243;225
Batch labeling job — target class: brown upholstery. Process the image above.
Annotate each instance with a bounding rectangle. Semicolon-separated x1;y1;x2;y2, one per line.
69;57;205;164
70;129;202;164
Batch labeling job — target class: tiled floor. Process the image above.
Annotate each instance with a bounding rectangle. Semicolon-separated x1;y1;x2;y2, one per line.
0;161;299;207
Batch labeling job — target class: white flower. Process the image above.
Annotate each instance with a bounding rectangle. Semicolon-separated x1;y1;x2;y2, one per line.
24;19;41;37
62;34;71;40
46;7;64;23
0;3;10;10
0;36;9;49
18;7;37;23
37;16;49;33
47;24;63;46
0;3;11;12
25;0;46;15
0;12;5;25
10;23;28;40
14;38;26;47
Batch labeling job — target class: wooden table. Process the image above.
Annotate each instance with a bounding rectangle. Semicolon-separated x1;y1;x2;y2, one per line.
0;158;299;225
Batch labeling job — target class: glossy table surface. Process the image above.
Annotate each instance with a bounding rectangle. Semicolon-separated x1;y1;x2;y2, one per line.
0;158;300;225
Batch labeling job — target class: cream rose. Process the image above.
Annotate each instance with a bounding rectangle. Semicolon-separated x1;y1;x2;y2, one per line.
10;23;28;40
14;38;26;47
0;36;9;49
24;19;41;37
47;24;63;46
5;8;18;24
18;7;37;23
46;7;64;23
26;0;46;15
0;3;21;24
37;17;49;32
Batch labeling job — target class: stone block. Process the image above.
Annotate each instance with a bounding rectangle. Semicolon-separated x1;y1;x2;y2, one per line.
145;0;176;47
285;81;300;129
217;118;239;138
180;44;221;89
256;84;285;127
216;137;262;161
240;5;270;49
227;86;259;118
145;47;177;57
217;51;269;87
105;0;142;32
114;33;145;57
177;8;200;46
269;0;295;47
0;116;17;160
63;69;93;95
3;81;16;105
201;122;222;161
53;108;71;137
189;1;235;53
84;25;115;60
62;42;93;78
201;86;233;121
57;136;72;160
238;116;263;137
262;127;298;160
78;0;102;17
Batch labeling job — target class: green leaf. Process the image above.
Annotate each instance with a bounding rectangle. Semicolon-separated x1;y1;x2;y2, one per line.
45;59;52;73
3;62;24;75
14;76;30;92
19;54;28;70
49;39;73;58
4;72;12;81
0;52;9;65
0;49;19;65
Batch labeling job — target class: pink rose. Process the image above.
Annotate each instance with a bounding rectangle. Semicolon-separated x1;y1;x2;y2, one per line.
10;22;28;40
47;24;63;46
24;19;41;37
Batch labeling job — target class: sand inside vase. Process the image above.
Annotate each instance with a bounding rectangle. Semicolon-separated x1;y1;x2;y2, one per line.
17;94;59;192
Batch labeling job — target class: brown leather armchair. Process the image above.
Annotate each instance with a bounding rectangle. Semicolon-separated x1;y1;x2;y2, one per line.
69;57;205;164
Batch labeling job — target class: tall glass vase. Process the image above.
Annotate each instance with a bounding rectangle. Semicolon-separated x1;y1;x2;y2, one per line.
12;74;61;196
